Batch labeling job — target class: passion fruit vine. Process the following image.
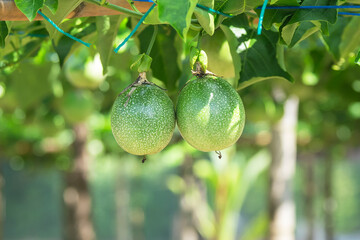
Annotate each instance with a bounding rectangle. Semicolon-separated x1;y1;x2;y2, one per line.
111;74;175;160
176;75;245;152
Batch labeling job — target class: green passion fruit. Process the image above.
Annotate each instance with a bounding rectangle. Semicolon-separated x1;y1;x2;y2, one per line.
111;84;175;156
176;76;245;152
64;52;106;89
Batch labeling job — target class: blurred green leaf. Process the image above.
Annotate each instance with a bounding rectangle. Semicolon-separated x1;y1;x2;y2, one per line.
44;0;59;14
241;213;268;240
96;15;124;75
0;40;43;69
10;62;53;109
339;17;360;61
43;0;84;39
0;21;8;48
220;24;241;85
323;17;350;59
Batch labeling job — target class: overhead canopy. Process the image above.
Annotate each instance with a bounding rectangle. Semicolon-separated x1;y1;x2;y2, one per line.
0;0;151;21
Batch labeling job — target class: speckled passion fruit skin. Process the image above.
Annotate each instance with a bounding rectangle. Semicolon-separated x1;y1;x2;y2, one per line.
176;76;245;152
111;84;175;156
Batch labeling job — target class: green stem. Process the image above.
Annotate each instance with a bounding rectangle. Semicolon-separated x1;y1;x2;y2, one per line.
126;0;142;13
197;32;202;48
85;0;143;18
189;23;202;32
146;25;158;55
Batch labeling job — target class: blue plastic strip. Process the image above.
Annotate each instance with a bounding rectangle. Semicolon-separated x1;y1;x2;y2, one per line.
37;10;91;47
256;5;360;9
338;11;360;16
196;3;233;17
257;0;269;35
114;3;156;53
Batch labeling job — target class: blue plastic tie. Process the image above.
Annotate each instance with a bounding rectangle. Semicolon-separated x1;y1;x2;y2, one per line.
114;3;156;53
37;10;91;47
256;5;360;10
338;11;360;16
196;4;233;17
257;0;269;35
256;4;360;35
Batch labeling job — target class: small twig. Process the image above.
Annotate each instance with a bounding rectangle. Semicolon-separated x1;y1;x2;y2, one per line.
127;0;142;14
191;62;217;78
215;151;222;159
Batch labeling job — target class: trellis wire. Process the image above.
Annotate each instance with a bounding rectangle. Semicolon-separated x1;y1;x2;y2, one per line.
37;10;91;47
114;2;156;53
257;4;360;35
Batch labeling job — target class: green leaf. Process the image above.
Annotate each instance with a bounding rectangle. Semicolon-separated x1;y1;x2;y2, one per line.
219;24;241;86
130;54;153;73
339;17;360;61
323;17;360;65
44;0;59;14
194;8;215;36
96;15;124;75
144;6;164;25
288;0;337;25
322;17;350;59
281;21;321;47
139;26;181;92
157;0;198;38
215;0;262;14
189;47;208;71
356;51;360;64
42;0;83;39
194;0;215;35
14;0;44;21
238;29;293;90
0;21;8;48
189;47;201;69
198;50;208;72
255;0;299;30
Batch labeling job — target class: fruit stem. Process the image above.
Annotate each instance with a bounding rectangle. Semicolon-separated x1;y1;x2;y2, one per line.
197;32;202;48
146;25;158;56
142;156;147;163
215;151;222;159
